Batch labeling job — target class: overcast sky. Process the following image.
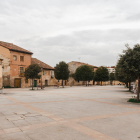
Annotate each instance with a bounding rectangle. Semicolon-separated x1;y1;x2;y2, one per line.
0;0;140;67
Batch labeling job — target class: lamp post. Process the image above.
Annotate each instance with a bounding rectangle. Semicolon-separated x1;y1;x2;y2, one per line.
41;67;43;89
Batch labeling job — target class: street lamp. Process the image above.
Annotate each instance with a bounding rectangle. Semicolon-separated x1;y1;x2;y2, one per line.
41;67;43;89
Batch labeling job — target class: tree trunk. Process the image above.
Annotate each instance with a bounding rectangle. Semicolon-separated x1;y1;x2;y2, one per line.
129;81;131;91
93;80;95;85
62;80;64;87
126;82;128;88
86;81;87;86
137;76;140;101
101;81;102;86
32;79;33;90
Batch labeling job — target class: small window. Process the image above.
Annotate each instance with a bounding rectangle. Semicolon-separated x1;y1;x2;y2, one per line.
20;56;24;61
13;55;17;61
43;71;45;75
39;80;41;83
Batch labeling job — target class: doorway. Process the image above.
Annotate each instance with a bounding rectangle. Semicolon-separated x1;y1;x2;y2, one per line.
34;80;37;87
45;80;48;86
14;78;21;88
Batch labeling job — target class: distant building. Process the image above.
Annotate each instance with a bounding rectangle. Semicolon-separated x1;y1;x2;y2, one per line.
67;61;98;86
107;66;115;73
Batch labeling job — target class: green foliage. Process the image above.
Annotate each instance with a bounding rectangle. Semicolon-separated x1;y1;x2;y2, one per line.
25;64;41;80
94;67;109;85
74;65;94;83
54;61;70;81
127;98;140;103
109;72;115;81
3;86;13;88
24;64;41;90
109;72;115;85
115;44;138;91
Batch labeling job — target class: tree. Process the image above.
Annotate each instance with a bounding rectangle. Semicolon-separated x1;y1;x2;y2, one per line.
109;72;115;85
74;65;94;86
119;44;140;101
116;45;137;92
25;64;41;90
115;63;130;88
54;61;70;87
94;67;109;86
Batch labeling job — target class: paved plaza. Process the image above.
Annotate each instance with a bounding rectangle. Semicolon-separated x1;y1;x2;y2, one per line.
0;85;140;140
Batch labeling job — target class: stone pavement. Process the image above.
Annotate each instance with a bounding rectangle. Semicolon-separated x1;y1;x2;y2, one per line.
0;85;140;140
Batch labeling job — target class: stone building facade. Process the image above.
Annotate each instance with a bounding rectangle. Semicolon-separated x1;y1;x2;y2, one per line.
67;61;98;86
0;41;33;88
31;58;58;87
0;59;3;88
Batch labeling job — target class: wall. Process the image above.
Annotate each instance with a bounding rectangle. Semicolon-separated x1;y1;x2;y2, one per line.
0;46;10;87
68;61;97;86
0;60;3;88
10;51;32;88
33;69;58;87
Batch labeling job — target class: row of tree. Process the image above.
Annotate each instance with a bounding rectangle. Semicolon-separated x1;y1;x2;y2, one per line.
55;61;115;86
115;44;140;101
24;61;116;90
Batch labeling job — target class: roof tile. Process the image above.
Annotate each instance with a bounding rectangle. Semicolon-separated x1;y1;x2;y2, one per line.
0;41;33;54
31;58;54;70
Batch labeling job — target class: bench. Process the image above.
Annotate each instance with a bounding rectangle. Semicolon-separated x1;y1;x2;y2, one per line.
53;85;59;88
37;85;44;90
88;84;92;86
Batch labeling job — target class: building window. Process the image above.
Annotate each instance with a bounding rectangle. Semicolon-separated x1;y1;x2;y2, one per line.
13;55;17;61
43;71;45;75
20;56;24;61
19;67;24;76
25;79;28;83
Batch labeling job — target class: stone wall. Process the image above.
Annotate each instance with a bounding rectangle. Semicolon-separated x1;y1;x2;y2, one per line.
0;61;3;88
0;46;11;87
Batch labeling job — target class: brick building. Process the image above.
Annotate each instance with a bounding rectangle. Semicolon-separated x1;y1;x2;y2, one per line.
31;58;58;87
0;41;33;88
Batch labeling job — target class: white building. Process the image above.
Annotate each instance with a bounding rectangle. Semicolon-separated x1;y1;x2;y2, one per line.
107;66;115;73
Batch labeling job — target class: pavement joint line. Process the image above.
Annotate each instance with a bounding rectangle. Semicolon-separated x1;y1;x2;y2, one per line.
87;99;140;110
56;93;140;110
65;122;118;140
0;109;139;136
0;89;139;139
0;95;66;122
70;110;140;122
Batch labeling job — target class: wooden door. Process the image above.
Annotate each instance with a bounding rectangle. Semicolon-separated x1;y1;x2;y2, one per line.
14;78;21;88
34;80;37;87
45;80;48;86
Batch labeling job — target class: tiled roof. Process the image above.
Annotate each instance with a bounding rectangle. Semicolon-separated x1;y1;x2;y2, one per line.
31;58;54;70
68;61;98;68
0;41;33;54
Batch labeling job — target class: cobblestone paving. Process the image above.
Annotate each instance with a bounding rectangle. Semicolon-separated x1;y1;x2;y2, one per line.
0;86;139;140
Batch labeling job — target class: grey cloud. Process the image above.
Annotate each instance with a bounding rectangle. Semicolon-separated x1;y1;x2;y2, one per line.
16;29;140;67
